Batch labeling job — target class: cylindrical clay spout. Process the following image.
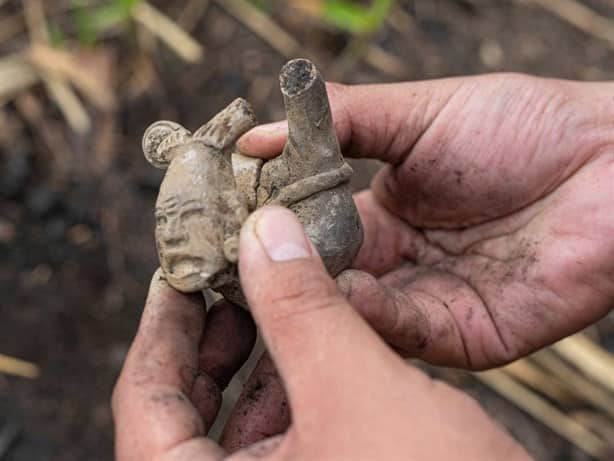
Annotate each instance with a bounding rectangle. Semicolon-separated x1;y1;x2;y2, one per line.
281;59;343;177
257;59;363;276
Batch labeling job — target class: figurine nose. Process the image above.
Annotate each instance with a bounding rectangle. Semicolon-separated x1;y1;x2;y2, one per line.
162;217;187;245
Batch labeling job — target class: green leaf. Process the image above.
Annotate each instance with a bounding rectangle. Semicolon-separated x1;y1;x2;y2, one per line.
322;0;372;34
71;1;97;45
48;22;67;48
369;0;396;27
119;0;143;14
247;0;275;14
322;0;396;35
87;4;129;32
70;0;140;45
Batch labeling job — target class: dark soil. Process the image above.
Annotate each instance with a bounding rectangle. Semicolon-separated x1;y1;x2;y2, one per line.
2;1;614;460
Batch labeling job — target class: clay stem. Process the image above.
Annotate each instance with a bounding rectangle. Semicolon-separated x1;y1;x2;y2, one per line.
193;98;257;152
280;59;342;171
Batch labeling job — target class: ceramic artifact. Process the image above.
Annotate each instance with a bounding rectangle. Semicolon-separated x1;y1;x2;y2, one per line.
142;59;363;306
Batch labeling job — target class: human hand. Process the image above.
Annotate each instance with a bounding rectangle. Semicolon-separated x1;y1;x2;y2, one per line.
238;75;614;370
111;271;270;460
113;207;530;460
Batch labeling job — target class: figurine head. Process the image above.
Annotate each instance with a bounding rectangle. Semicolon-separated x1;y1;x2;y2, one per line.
154;169;226;292
141;99;257;293
143;121;228;292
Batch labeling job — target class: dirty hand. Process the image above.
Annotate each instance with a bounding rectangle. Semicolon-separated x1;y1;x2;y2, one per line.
112;207;530;460
239;75;614;370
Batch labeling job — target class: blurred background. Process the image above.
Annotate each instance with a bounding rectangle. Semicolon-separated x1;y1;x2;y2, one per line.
1;0;614;459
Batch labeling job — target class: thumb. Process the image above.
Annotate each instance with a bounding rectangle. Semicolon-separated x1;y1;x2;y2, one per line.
238;206;388;408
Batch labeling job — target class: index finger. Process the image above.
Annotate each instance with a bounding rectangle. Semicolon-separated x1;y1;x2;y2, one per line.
112;270;223;460
237;80;459;164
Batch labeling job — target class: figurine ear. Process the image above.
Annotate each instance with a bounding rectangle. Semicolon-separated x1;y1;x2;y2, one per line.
142;121;190;169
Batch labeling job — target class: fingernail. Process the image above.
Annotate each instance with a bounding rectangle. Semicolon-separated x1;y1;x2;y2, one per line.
254;207;311;262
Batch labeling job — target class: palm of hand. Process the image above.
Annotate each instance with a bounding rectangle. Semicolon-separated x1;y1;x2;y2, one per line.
341;75;614;368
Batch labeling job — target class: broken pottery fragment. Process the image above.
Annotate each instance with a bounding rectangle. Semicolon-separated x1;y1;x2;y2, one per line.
142;59;363;307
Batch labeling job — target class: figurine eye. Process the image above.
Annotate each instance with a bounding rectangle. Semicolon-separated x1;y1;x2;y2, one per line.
156;215;167;226
181;208;204;220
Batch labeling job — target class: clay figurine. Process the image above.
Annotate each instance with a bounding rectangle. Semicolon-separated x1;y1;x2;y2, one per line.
142;59;363;307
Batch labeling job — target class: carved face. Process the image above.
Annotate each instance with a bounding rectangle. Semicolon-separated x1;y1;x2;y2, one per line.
155;145;228;291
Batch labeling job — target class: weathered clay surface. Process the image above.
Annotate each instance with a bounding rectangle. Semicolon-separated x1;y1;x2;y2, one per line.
231;153;262;212
142;59;363;305
257;59;362;276
142;98;256;293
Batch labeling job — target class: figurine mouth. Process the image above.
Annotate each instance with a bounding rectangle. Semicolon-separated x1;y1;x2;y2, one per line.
166;254;209;280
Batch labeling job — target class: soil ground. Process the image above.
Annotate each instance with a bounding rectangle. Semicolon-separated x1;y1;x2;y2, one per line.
2;1;614;460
